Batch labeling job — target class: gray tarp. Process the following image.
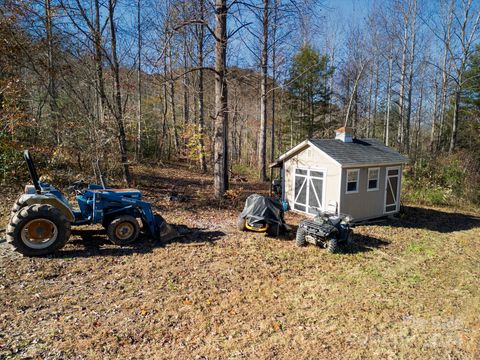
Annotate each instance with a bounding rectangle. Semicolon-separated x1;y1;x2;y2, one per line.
240;194;285;226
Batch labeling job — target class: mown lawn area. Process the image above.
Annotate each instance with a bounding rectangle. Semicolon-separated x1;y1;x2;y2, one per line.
1;164;479;359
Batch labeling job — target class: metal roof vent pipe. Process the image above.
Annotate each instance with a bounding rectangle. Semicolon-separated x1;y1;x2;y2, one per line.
335;127;353;143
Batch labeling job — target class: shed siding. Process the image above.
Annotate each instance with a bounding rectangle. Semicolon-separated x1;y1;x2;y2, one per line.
284;146;341;214
339;165;403;221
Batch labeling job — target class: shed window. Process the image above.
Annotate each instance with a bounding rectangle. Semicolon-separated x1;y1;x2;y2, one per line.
367;168;380;191
346;169;359;194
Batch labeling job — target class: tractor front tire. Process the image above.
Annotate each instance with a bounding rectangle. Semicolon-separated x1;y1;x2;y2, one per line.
107;215;140;245
295;227;307;246
326;238;339;254
6;204;71;256
237;215;247;231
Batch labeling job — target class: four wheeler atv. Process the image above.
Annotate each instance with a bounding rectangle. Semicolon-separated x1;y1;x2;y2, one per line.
6;151;178;256
295;211;353;253
238;194;287;237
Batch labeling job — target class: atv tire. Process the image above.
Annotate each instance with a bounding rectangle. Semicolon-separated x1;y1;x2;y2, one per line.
237;215;247;231
295;227;307;246
6;204;71;256
326;238;339;254
107;215;140;245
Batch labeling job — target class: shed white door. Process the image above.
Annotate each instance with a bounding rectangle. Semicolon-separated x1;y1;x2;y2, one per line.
384;167;400;213
293;168;325;214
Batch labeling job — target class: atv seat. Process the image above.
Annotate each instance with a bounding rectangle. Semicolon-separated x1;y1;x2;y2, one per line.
329;216;341;226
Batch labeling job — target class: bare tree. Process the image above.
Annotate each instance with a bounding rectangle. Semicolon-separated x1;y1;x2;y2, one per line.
136;0;142;161
196;0;207;172
108;0;132;185
437;0;454;150
213;0;228;198
448;0;480;152
258;0;269;181
45;0;59;144
384;54;393;146
404;0;417;155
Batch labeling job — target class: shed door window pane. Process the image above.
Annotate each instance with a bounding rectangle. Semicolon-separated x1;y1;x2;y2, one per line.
386;176;398;205
368;168;379;190
310;171;324;178
294;176;307;208
308;178;323;214
346;170;359;193
293;169;324;213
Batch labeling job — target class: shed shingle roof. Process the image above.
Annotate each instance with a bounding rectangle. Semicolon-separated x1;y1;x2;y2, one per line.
309;138;408;166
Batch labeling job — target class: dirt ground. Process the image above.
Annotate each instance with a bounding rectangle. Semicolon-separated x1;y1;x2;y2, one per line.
0;164;479;359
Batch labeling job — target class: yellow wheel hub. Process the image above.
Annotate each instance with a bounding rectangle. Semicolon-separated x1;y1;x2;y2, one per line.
245;222;269;232
27;219;55;240
115;222;134;240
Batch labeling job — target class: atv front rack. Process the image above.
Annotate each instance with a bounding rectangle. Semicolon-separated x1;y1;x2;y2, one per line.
299;219;336;238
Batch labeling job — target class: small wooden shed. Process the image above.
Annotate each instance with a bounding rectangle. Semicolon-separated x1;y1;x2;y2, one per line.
270;127;408;221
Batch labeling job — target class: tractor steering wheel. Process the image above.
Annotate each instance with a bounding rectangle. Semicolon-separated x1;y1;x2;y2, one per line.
68;179;87;195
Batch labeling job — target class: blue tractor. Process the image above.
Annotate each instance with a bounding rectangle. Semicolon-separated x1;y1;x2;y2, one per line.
6;151;177;256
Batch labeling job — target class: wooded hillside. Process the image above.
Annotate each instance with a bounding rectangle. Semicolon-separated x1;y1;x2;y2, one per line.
1;0;479;203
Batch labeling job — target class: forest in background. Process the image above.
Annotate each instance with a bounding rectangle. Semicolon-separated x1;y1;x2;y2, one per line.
1;0;479;204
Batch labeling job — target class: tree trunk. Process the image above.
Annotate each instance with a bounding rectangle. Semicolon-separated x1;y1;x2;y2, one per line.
108;0;131;186
449;85;461;153
94;0;106;127
367;72;373;137
160;53;169;158
344;63;365;129
414;82;423;162
213;0;228;198
430;77;438;151
183;32;190;125
168;41;179;151
45;0;60;145
197;0;207;172
404;0;417;155
136;0;142;161
258;0;269;181
372;58;379;138
384;56;392;146
438;0;454;150
397;14;409;151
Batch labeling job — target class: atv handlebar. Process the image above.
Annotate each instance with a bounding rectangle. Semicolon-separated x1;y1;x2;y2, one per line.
23;150;41;194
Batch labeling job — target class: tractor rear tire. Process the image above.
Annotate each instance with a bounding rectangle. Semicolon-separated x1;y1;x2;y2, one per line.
326;238;339;254
11;196;27;216
237;215;247;231
107;215;140;245
295;227;307;246
6;204;71;256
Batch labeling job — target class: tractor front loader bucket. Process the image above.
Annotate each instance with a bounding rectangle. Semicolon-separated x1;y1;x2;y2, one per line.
155;214;180;242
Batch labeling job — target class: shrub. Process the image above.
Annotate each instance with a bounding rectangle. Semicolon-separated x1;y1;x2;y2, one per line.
404;151;480;206
0;133;25;185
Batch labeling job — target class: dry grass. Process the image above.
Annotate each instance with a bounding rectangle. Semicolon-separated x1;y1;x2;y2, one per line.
0;164;479;359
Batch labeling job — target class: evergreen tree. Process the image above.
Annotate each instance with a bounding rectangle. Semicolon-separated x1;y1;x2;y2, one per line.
286;45;333;141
